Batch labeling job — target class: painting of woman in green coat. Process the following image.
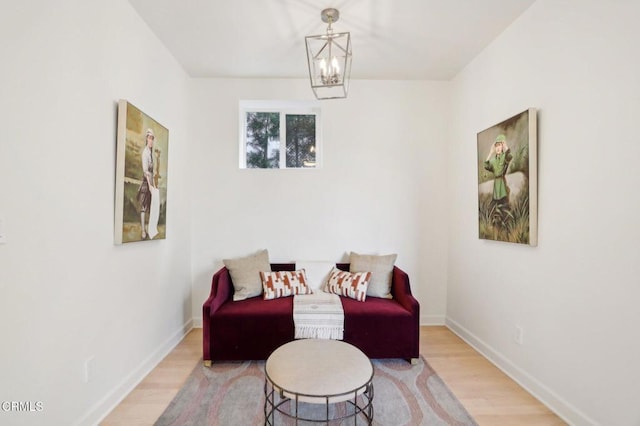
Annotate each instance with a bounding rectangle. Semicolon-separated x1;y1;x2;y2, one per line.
477;109;538;246
484;134;513;219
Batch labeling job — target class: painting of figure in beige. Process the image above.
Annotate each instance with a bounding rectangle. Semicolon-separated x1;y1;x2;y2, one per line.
477;109;537;246
115;100;169;244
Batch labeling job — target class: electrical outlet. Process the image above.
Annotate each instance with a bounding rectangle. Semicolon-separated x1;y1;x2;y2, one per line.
514;326;524;345
84;357;95;383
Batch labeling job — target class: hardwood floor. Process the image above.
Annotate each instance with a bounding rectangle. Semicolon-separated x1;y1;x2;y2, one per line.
101;330;201;425
420;327;566;425
102;326;565;425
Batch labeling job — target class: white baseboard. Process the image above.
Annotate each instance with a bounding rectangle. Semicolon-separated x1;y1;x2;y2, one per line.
75;319;194;426
420;314;446;325
445;317;596;426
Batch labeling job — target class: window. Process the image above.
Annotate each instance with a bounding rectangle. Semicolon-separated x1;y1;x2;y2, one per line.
239;101;321;169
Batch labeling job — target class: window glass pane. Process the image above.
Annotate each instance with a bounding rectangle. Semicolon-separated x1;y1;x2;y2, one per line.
285;114;316;168
245;112;280;168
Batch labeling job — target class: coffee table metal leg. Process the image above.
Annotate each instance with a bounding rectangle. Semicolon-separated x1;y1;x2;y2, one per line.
263;379;268;425
263;379;270;426
367;382;374;425
326;396;330;424
263;379;374;425
353;391;357;425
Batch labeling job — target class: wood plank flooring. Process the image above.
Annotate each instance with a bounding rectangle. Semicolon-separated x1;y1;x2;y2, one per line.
420;327;566;425
102;326;565;425
101;330;201;425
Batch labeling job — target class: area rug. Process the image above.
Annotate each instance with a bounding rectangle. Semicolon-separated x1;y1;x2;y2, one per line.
155;356;477;426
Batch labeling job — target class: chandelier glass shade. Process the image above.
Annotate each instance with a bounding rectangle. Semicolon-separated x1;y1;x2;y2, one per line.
305;8;352;99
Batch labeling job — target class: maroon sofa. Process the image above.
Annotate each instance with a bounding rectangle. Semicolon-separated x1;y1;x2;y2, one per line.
202;263;420;365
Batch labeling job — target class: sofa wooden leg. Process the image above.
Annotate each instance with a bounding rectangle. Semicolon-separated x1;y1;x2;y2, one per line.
410;358;419;365
204;360;212;367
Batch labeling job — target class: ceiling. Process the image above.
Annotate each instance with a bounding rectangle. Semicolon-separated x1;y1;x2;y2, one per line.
128;0;536;80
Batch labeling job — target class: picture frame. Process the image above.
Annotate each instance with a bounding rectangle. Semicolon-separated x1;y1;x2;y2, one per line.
477;108;537;246
114;100;169;244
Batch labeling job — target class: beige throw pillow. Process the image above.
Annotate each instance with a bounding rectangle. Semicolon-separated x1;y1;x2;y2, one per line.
223;249;271;301
349;252;397;299
295;261;335;292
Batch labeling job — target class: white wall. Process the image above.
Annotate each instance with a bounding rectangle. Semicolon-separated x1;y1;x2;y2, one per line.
189;78;450;325
0;1;192;425
447;0;640;424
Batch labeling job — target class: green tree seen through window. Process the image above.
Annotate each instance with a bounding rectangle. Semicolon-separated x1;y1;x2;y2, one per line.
246;112;279;168
286;115;316;168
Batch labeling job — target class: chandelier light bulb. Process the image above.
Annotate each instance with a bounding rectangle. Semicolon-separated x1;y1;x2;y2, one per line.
331;56;340;75
319;58;328;77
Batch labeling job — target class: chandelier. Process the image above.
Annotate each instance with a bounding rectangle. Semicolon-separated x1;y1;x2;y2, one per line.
305;8;352;100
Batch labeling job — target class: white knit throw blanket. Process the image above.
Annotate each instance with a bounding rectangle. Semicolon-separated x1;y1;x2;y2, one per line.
293;293;344;340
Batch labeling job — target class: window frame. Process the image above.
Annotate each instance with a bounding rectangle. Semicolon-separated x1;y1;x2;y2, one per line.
239;100;322;169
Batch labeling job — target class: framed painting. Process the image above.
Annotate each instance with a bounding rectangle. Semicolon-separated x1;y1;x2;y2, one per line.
477;108;537;246
114;100;169;244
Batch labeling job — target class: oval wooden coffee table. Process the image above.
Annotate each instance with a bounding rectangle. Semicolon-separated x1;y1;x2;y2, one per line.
264;339;374;425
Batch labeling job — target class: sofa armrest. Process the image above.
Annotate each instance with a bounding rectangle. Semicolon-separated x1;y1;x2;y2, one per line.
207;267;232;313
203;266;233;362
391;266;420;358
391;266;419;316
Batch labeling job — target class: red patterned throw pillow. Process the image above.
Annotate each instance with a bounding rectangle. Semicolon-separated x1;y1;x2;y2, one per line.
259;270;312;300
326;268;372;302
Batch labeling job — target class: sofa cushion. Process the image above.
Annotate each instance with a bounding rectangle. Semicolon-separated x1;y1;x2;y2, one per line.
216;294;293;318
326;268;371;302
340;296;415;359
223;249;270;301
295;261;335;292
213;295;295;360
260;270;312;300
349;252;397;299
